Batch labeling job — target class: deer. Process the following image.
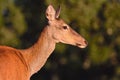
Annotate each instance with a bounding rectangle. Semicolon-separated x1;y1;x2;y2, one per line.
0;5;87;80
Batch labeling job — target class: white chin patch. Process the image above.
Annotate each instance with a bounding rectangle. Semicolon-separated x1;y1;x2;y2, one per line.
79;45;87;48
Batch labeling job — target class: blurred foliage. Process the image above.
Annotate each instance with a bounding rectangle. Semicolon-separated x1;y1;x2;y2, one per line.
0;0;27;48
0;0;120;80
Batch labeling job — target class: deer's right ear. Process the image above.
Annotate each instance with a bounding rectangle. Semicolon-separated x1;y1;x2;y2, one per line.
46;5;56;21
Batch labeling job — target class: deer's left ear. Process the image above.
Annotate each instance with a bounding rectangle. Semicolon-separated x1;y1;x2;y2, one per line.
55;5;61;19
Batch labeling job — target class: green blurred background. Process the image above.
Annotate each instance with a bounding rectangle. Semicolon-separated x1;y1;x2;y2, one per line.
0;0;120;80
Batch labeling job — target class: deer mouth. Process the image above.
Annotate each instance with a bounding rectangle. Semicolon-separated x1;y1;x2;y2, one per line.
76;42;88;48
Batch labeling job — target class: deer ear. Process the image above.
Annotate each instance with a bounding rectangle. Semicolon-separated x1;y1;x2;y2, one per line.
46;5;56;21
55;5;61;19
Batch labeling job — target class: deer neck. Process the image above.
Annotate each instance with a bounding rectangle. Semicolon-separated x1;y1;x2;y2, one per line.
21;26;56;75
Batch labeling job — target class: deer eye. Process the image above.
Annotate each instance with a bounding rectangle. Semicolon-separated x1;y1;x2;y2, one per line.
63;26;68;30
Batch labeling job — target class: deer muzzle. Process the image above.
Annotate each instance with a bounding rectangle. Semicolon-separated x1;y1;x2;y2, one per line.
76;40;88;48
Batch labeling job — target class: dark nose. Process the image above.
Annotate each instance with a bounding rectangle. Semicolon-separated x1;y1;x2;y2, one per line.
84;40;88;45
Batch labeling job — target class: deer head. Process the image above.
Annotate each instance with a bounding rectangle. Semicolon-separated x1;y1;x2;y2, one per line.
46;5;87;48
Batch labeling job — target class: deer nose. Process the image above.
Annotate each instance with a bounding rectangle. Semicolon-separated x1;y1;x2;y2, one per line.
84;40;88;45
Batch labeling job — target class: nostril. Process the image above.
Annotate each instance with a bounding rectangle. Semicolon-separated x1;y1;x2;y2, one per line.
84;40;88;45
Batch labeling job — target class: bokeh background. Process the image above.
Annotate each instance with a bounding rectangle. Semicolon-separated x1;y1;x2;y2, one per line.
0;0;120;80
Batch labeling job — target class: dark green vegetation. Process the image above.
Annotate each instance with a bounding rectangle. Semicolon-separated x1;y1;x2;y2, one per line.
0;0;120;80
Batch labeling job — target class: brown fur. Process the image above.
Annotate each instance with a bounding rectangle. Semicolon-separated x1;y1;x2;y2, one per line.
0;46;29;80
